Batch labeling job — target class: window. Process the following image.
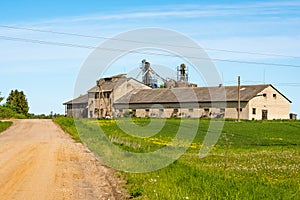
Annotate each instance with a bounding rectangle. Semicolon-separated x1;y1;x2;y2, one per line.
173;108;179;113
220;108;225;113
145;108;150;112
159;109;164;112
104;92;110;99
273;94;277;98
119;109;123;113
263;93;267;97
204;108;210;112
95;93;99;99
189;108;193;112
236;108;243;112
252;108;256;115
104;78;112;82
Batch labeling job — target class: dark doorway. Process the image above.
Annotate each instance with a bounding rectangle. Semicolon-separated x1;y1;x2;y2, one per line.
82;108;88;118
100;109;104;118
262;110;268;120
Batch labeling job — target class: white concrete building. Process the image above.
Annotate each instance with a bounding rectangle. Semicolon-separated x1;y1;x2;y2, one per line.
114;84;291;120
64;75;291;120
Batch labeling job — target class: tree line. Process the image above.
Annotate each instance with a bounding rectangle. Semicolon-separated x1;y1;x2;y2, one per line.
1;90;63;119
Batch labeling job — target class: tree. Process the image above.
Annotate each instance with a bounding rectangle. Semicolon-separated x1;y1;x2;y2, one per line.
0;92;3;103
6;89;29;116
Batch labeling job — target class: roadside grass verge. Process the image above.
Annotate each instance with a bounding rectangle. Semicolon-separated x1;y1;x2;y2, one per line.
53;117;81;142
0;121;12;133
54;117;300;199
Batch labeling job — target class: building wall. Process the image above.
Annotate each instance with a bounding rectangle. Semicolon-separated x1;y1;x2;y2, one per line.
88;92;111;118
222;87;290;120
122;102;243;119
248;86;290;120
91;83;291;120
224;102;249;120
110;79;150;118
88;79;151;118
111;79;151;107
114;87;290;120
116;102;228;118
126;107;226;118
66;104;88;118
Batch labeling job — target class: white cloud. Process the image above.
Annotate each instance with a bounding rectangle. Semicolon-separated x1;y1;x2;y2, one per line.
8;1;298;26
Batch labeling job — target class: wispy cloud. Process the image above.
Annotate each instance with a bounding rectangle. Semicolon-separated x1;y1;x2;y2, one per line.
16;1;299;26
1;0;299;65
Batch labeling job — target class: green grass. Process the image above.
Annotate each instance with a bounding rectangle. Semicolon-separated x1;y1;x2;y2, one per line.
0;121;12;133
54;117;300;199
53;117;81;142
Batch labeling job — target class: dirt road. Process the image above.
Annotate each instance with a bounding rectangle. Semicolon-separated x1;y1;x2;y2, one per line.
0;119;126;200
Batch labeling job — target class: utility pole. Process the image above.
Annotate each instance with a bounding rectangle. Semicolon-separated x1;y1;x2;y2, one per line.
237;76;241;122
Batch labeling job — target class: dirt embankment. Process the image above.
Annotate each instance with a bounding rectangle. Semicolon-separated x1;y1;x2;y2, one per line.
0;119;127;200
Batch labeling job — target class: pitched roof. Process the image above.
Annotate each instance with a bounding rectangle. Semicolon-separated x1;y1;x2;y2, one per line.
63;94;88;105
114;84;285;104
88;74;128;93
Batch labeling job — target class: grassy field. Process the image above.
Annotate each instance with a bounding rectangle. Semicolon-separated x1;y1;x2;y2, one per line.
54;117;300;199
0;121;12;133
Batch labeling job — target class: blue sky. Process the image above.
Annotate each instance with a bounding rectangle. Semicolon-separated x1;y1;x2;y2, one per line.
0;0;299;115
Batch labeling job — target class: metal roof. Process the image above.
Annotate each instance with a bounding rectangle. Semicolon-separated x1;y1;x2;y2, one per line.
63;94;88;105
114;84;291;104
64;83;291;106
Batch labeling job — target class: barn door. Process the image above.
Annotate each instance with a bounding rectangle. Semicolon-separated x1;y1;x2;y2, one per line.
262;110;268;120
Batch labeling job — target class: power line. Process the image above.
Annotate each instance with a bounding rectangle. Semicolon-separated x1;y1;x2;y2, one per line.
224;80;300;87
0;25;105;40
1;24;300;59
275;83;300;87
1;35;300;68
204;48;300;59
0;35;95;49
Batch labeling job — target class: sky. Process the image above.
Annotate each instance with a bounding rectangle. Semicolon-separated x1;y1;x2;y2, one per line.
0;0;299;115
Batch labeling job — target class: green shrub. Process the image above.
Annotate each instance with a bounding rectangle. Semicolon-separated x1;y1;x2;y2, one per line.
0;106;27;119
0;121;12;133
